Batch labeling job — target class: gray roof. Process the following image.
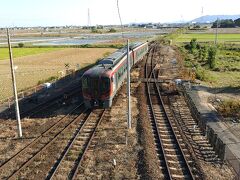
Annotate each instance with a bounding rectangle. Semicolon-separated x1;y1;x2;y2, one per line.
97;42;144;66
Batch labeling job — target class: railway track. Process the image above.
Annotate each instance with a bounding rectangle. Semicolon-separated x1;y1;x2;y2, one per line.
145;44;196;179
46;109;105;179
20;85;82;119
168;95;221;163
0;84;82;142
0;104;87;179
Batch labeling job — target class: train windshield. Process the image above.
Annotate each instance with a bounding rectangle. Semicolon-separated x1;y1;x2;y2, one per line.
91;78;99;96
82;76;88;89
101;77;110;93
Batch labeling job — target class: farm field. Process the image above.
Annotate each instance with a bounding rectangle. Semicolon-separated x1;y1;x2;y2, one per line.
176;33;240;43
201;70;240;87
0;48;116;100
0;48;63;60
202;48;240;87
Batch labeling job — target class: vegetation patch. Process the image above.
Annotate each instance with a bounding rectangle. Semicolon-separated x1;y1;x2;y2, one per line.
0;48;116;100
179;38;240;87
0;48;63;60
216;99;240;120
37;76;58;85
176;33;240;43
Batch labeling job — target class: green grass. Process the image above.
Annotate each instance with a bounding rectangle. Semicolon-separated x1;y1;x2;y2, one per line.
180;40;240;88
176;33;240;43
203;71;240;87
0;48;63;60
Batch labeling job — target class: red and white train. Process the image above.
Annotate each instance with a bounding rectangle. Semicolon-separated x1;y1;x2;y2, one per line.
82;42;148;108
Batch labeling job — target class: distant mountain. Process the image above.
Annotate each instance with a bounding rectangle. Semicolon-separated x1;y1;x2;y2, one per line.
190;15;240;23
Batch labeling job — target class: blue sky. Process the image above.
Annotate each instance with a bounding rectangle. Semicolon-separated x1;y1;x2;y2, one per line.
0;0;239;27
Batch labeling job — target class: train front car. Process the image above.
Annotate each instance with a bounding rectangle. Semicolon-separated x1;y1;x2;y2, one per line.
82;47;127;108
82;66;112;108
82;42;148;109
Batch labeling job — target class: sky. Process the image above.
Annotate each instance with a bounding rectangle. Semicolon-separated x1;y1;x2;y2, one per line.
0;0;239;27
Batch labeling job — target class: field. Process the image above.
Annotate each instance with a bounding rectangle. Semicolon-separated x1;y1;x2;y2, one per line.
0;48;116;100
0;48;63;60
176;33;240;43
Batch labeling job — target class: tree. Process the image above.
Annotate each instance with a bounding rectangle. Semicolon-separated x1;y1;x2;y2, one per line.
207;47;217;69
198;47;203;60
234;18;240;27
201;45;208;61
212;19;236;28
189;38;197;53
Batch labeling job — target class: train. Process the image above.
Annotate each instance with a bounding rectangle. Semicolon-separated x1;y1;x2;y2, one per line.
82;42;148;108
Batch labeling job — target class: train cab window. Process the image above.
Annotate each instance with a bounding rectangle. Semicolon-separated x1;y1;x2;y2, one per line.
82;77;88;89
101;77;110;92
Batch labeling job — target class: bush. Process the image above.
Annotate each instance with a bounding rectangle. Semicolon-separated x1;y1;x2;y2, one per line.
91;27;102;33
195;67;209;81
207;46;217;69
18;43;24;48
218;100;240;118
108;28;117;33
37;76;58;85
189;38;197;53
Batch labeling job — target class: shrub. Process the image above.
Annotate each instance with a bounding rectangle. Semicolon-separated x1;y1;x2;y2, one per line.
37;76;58;85
218;100;240;118
18;43;24;48
195;67;209;81
207;46;217;69
108;28;117;33
189;38;197;53
91;27;101;33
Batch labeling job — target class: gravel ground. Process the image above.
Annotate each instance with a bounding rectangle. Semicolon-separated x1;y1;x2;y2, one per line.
76;82;141;179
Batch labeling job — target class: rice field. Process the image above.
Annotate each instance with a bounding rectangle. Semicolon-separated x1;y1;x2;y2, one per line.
176;33;240;43
0;48;63;60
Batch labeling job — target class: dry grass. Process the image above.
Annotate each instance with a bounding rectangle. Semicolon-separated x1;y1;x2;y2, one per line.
216;100;240;119
0;48;116;100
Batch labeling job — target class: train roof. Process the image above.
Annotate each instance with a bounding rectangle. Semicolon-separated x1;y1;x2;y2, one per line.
97;42;146;66
97;48;127;66
83;42;148;77
84;64;111;77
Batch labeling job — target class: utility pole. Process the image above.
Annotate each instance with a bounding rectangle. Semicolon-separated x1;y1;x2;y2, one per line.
127;39;131;129
88;8;91;28
7;28;22;138
215;18;219;45
117;0;124;39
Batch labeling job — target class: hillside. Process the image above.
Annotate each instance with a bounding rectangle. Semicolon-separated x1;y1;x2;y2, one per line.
191;15;240;23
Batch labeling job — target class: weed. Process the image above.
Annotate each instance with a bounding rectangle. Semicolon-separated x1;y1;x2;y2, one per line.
195;67;209;81
37;76;58;85
217;100;240;118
